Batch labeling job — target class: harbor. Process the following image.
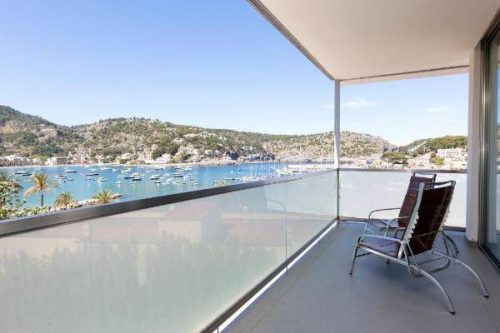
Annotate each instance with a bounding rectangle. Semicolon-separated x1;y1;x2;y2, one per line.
2;162;289;208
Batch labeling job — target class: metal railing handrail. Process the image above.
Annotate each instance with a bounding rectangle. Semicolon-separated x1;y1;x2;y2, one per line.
339;167;467;174
0;170;335;238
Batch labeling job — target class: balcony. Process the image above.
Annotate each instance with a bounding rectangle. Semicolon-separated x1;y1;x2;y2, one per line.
1;1;499;332
0;170;497;332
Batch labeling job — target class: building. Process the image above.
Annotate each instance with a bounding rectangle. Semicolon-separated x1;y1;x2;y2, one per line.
436;148;467;159
46;156;69;165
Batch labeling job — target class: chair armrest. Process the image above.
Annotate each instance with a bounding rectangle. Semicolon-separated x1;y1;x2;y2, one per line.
357;233;405;245
368;207;401;219
367;215;409;228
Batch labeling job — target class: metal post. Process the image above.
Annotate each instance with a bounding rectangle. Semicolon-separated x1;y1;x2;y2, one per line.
334;80;341;219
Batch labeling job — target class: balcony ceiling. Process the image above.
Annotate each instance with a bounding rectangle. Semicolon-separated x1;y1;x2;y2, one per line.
250;0;500;83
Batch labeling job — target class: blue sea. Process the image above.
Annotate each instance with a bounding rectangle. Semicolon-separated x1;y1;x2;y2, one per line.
2;162;286;207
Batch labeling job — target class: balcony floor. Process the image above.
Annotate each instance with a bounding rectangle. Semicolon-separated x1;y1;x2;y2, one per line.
226;222;500;333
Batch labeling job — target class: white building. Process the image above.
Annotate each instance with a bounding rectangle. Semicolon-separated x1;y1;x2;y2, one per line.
436;148;466;159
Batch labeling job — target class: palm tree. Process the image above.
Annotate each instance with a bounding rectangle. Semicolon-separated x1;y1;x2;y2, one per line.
0;172;21;207
24;173;54;207
92;190;114;204
54;192;76;210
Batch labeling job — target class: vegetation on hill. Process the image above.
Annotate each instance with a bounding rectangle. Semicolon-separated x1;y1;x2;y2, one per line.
0;105;392;163
400;135;467;156
382;135;467;165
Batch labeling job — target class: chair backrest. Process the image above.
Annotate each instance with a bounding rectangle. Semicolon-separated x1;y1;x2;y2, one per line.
400;180;455;257
397;173;437;228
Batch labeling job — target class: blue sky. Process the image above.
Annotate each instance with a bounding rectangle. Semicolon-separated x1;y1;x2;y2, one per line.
0;0;467;145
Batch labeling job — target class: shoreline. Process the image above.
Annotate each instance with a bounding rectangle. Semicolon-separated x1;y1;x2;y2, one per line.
0;159;315;170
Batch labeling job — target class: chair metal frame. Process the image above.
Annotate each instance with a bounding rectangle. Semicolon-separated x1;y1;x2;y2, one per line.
363;173;460;255
350;181;489;314
363;172;436;236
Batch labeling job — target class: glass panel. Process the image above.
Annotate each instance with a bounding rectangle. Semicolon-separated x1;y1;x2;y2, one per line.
286;172;337;254
485;31;500;262
339;170;466;227
0;183;287;333
0;172;337;332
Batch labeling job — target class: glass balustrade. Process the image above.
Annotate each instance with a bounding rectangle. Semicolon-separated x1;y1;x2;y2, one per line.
339;170;467;227
0;171;337;333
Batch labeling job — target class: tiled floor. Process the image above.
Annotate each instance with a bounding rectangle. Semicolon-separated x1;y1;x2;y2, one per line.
227;222;500;333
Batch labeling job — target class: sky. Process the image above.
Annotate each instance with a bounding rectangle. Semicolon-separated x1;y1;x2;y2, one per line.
0;0;467;145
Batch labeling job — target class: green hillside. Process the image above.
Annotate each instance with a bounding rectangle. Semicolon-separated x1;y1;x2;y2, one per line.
0;105;391;163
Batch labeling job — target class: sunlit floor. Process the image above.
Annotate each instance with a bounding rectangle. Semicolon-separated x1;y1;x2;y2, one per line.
226;222;500;333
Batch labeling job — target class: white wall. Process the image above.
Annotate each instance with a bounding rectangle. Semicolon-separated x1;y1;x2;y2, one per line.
466;44;483;242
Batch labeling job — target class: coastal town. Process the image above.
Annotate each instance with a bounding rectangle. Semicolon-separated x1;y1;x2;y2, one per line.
0;147;468;171
341;147;468;170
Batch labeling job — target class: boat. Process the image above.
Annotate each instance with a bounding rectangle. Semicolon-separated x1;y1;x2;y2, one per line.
64;169;77;173
14;170;26;175
154;180;162;184
100;167;111;171
115;181;122;185
131;177;142;181
173;173;183;178
123;175;133;179
150;174;161;180
97;177;106;182
85;172;99;176
22;172;33;176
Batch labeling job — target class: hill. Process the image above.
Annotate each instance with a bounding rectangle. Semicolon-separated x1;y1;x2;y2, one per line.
401;135;467;155
0;106;80;158
0;105;394;164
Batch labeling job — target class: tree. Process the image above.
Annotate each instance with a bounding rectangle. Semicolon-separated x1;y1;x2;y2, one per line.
92;190;114;204
24;173;55;206
0;172;22;208
432;156;445;166
54;192;76;210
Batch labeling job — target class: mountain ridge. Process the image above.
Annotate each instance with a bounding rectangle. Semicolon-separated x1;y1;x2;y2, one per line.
0;105;419;164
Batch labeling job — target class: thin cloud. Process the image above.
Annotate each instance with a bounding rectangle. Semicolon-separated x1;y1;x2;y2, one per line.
341;97;375;109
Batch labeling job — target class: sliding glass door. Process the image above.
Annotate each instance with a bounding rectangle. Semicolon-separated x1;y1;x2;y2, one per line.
484;29;500;265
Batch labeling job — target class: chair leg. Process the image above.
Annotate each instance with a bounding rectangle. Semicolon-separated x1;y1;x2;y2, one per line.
417;267;456;314
349;244;360;275
432;251;489;298
450;257;489;297
362;221;369;235
444;233;459;255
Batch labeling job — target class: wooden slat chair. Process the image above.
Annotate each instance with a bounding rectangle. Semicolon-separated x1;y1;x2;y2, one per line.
350;181;489;314
364;172;460;256
363;172;436;236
